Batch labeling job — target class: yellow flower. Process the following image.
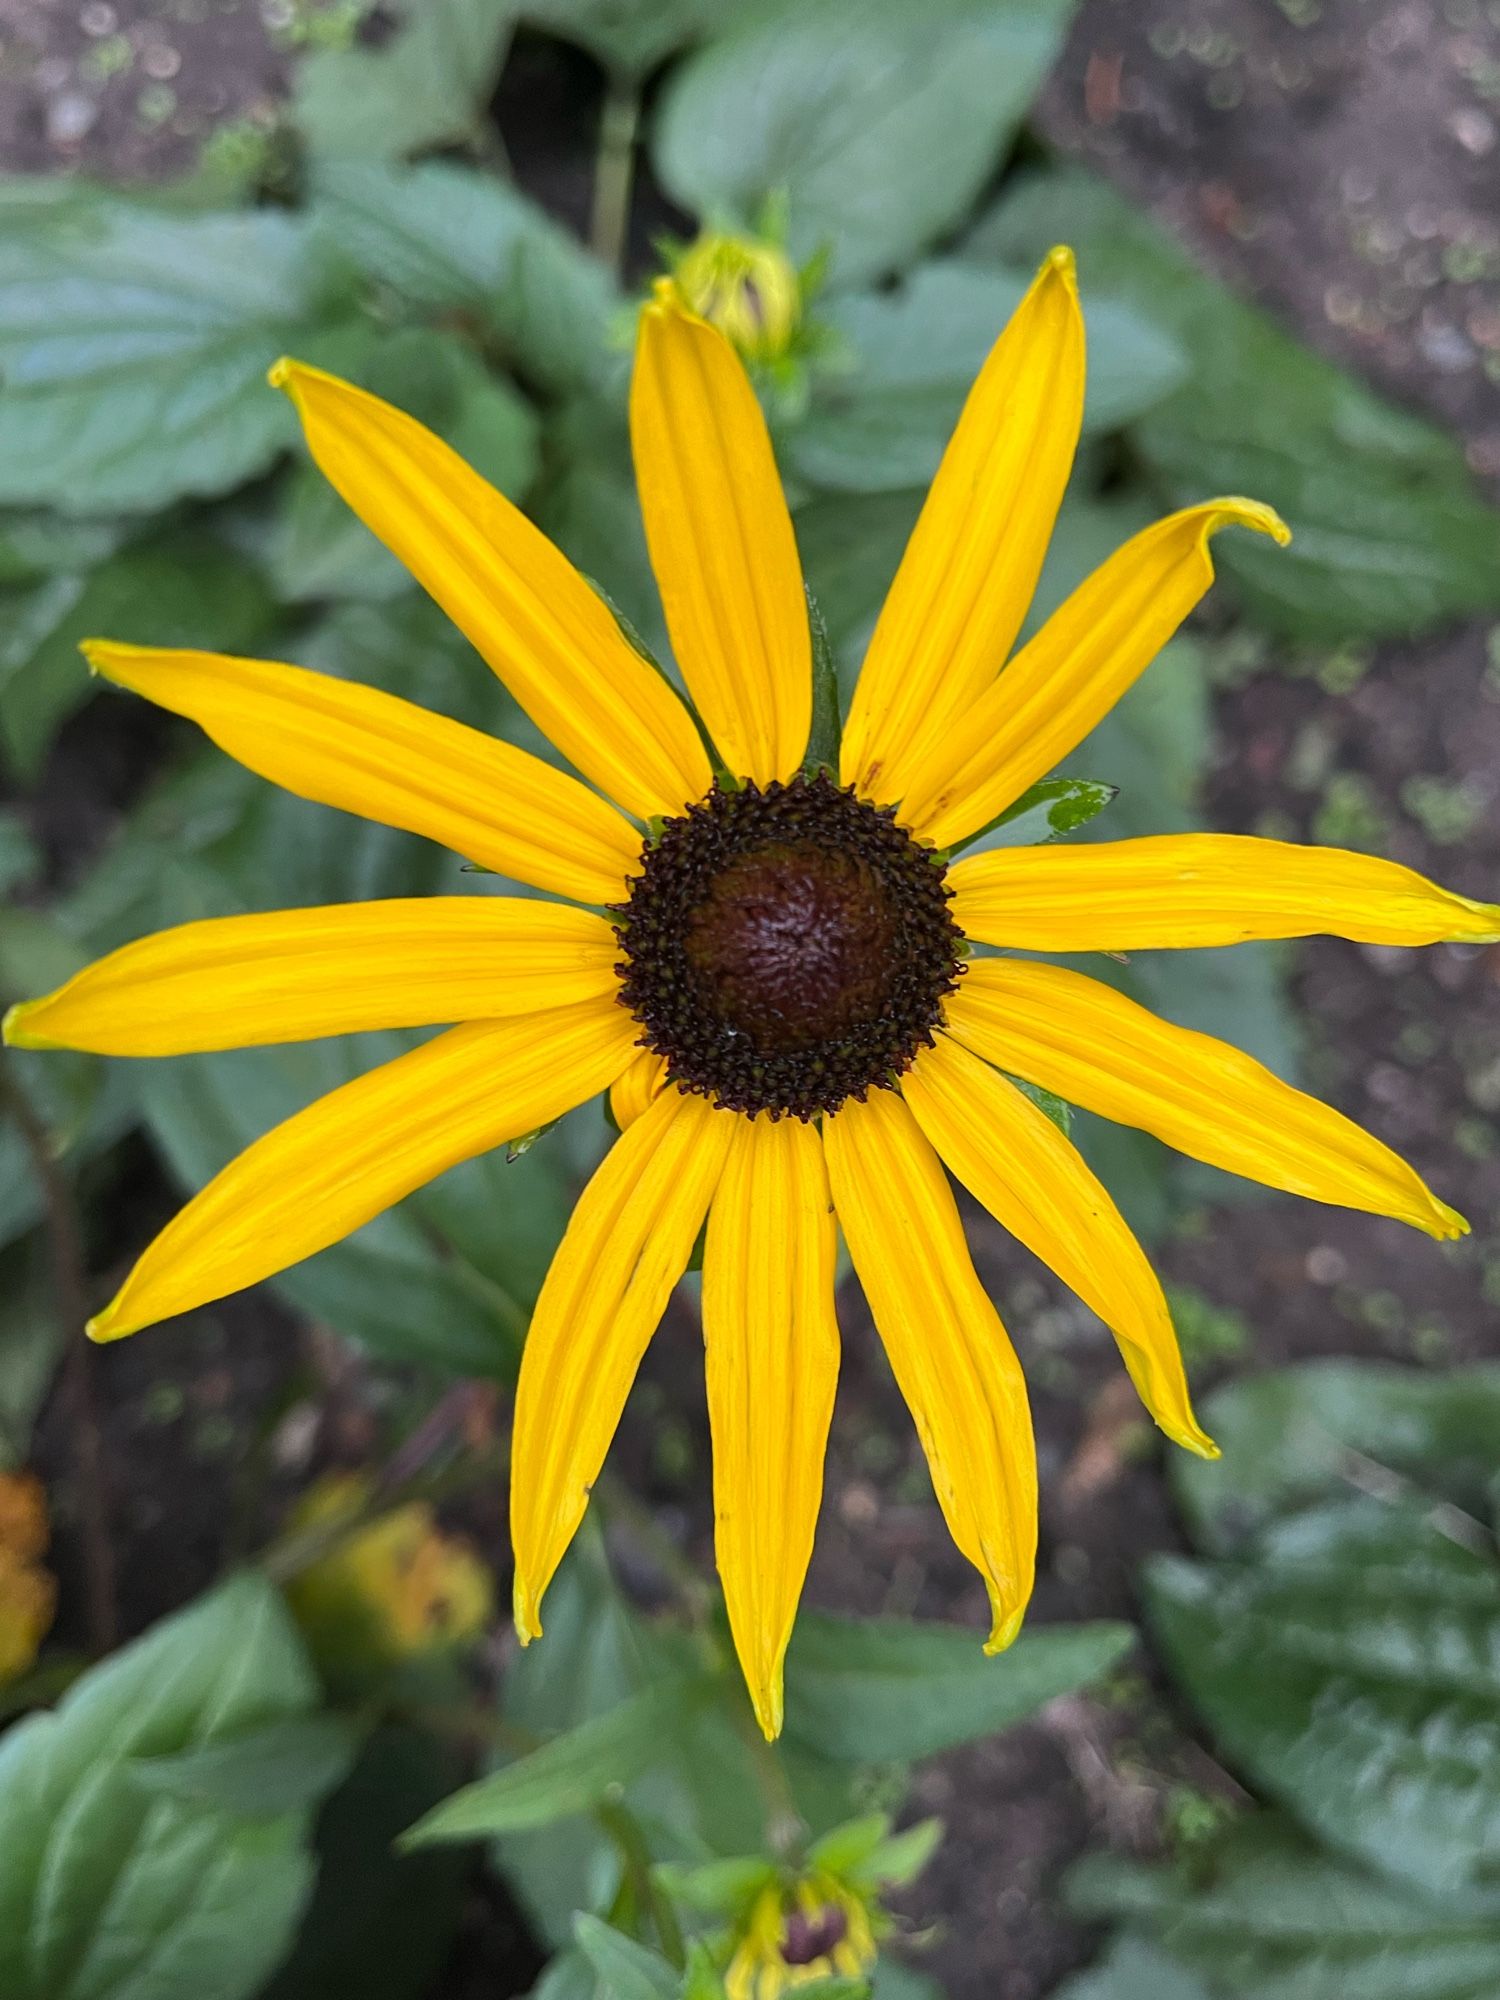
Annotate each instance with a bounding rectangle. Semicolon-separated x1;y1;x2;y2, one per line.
0;1471;57;1684
7;249;1493;1739
725;1876;876;2000
284;1474;493;1675
670;229;803;365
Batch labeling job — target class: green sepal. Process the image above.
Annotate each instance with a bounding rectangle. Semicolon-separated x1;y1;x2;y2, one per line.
1005;1073;1072;1137
947;777;1117;857
506;1118;559;1163
803;585;842;777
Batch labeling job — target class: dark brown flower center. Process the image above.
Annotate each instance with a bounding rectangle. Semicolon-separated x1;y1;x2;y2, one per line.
780;1905;849;1966
613;773;962;1120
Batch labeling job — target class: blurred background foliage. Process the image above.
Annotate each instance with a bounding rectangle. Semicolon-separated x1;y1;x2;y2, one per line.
2;0;1500;1996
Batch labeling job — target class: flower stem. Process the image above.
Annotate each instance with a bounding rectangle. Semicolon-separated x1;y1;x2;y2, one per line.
590;75;641;276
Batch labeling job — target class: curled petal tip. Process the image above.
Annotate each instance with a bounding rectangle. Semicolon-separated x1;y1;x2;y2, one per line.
267;354;295;392
983;1602;1027;1657
1043;242;1077;284
511;1578;542;1646
1213;496;1291;547
1456;897;1500;942
78;637;114;677
3;1000;63;1052
1180;1427;1222;1463
85;1297;130;1344
1429;1199;1470;1242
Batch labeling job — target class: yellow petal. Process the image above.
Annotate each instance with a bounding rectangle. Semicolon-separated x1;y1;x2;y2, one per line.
902;1036;1214;1458
948;833;1500;952
88;1000;638;1342
631;284;811;784
608;1046;669;1131
84;642;642;907
271;358;711;820
840;249;1085;806
823;1088;1036;1650
899;499;1291;847
702;1113;839;1739
510;1089;733;1641
4;899;622;1056
946;960;1466;1240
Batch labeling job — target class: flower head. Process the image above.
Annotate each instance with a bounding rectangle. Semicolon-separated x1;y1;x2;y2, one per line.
0;1472;57;1685
725;1876;875;2000
669;227;803;366
284;1474;492;1682
671;1811;935;2000
8;245;1494;1739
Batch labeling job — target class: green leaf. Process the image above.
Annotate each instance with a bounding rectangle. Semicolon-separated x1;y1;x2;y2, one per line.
129;1715;360;1819
0;902;139;1255
653;0;1076;289
863;1816;945;1888
0;529;277;776
1051;1937;1215;2000
0;509;125;586
782;1611;1133;1762
310;160;617;392
535;400;670;659
0;1572;335;2000
522;0;725;77
788;261;1185;494
654;1855;774;1915
0;809;40;898
0;1233;65;1471
135;1035;532;1377
0;197;366;515
1172;1360;1500;1557
974;168;1500;639
262;1726;470;2000
781;1983;871;2000
1071;1815;1500;2000
529;1950;605;2000
572;1915;680;2000
1144;1509;1500;1896
293;0;518;161
794;488;921;681
403;1676;710;1845
490;1545;859;1949
572;1912;680;2000
950;777;1118;855
869;1966;944;2000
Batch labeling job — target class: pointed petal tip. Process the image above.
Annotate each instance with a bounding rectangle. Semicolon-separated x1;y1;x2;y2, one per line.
1177;1426;1221;1463
749;1675;785;1743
